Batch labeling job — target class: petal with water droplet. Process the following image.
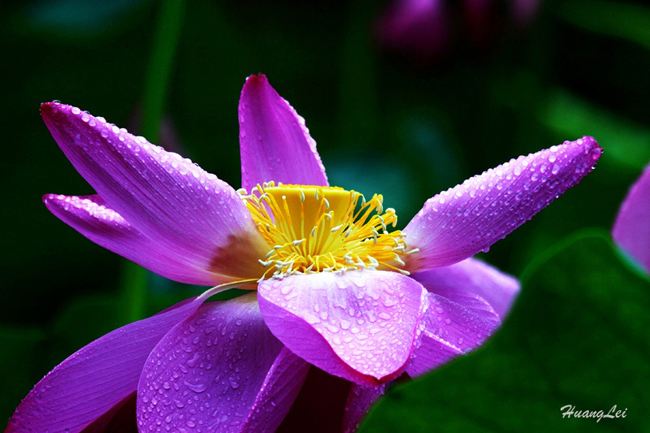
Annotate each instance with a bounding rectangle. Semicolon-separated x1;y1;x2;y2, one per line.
406;289;501;378
5;297;203;433
404;137;601;272
258;270;428;385
412;258;520;318
612;162;650;274
238;75;328;190
41;102;268;284
137;292;308;433
43;194;232;286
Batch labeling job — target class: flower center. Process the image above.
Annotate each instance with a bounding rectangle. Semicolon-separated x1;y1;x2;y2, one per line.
238;182;415;280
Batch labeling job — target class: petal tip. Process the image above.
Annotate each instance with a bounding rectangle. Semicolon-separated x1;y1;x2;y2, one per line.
243;74;269;89
40;101;57;118
43;193;72;210
584;136;602;161
42;193;56;205
40;101;84;125
42;193;68;215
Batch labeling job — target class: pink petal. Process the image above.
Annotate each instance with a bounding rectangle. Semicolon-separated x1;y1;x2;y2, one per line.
41;102;268;283
257;271;428;385
405;333;461;378
612;162;650;274
404;137;602;272
342;384;386;433
43;194;233;286
6;298;203;433
238;75;328;191
137;293;309;433
412;258;520;318
406;290;501;378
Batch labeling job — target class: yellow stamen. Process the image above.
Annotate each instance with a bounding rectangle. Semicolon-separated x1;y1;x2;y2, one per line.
239;182;415;280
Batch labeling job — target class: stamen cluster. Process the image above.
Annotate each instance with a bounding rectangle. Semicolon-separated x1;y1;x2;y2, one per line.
238;182;416;280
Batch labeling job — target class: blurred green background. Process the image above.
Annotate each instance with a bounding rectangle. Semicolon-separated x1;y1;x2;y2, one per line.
1;0;649;430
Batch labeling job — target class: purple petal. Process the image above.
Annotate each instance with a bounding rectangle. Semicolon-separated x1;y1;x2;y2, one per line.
238;75;328;190
404;137;602;272
405;333;462;378
412;258;520;318
43;194;232;286
41;102;268;283
612;162;650;274
137;293;308;433
257;271;428;385
342;384;386;433
406;290;501;378
243;348;311;431
6;298;203;433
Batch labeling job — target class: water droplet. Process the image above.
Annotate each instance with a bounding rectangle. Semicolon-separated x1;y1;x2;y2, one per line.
551;164;560;175
591;146;602;160
187;352;200;368
184;380;207;393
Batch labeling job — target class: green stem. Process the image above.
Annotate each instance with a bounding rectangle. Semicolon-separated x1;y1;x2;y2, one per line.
141;0;185;143
122;0;185;323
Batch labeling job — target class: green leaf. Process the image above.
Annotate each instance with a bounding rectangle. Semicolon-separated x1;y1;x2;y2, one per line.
361;231;650;432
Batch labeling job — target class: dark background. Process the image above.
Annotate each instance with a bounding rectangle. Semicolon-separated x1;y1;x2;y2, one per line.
1;0;649;430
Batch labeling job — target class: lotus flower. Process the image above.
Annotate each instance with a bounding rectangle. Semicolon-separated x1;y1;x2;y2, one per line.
7;75;600;433
613;162;650;274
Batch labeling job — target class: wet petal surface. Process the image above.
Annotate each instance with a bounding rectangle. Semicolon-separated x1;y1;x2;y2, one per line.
238;75;328;190
6;298;203;433
412;258;520;318
43;194;230;286
41;102;268;283
258;270;428;385
137;293;308;433
404;137;602;271
407;289;501;378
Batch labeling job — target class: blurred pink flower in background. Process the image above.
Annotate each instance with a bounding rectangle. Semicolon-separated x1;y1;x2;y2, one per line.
376;0;449;63
376;0;541;63
613;162;650;274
